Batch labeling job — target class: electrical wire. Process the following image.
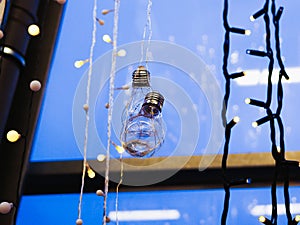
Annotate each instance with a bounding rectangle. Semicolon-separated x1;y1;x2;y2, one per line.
77;0;98;223
102;0;121;224
221;1;235;224
140;0;153;66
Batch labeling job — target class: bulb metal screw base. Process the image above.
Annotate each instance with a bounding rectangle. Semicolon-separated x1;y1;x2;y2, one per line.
142;91;164;116
132;66;150;87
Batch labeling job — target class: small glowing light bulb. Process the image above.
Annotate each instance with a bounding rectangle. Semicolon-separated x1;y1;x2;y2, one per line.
30;80;41;92
74;59;89;68
115;145;125;154
111;141;125;154
227;116;240;128
245;30;251;35
250;15;255;22
252;121;258;128
96;190;105;196
233;116;240;123
28;24;40;36
103;34;112;44
87;166;96;179
117;49;127;57
0;202;13;214
259;216;266;223
277;146;281;153
7;130;21;142
76;218;83;225
245;98;251;104
102;9;114;15
97;154;106;162
295;215;300;222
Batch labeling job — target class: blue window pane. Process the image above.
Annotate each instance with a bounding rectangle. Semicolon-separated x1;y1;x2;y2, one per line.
30;1;300;161
17;187;300;225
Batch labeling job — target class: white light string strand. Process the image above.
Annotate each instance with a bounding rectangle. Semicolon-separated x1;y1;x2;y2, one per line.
115;151;124;225
140;0;153;66
76;0;98;224
102;0;121;224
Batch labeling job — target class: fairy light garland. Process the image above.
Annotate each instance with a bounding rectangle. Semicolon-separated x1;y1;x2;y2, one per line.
102;0;121;224
222;0;299;224
76;0;98;224
221;0;250;224
246;0;299;224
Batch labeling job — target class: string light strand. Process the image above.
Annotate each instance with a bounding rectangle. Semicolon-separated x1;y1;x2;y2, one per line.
102;0;121;224
221;0;249;224
76;0;98;224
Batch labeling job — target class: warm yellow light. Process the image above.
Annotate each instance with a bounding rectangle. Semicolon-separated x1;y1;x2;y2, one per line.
97;154;106;162
6;130;21;142
259;216;266;223
276;146;281;153
115;145;125;154
245;98;251;104
74;59;89;68
28;24;40;36
233;116;240;123
295;215;300;222
87;167;96;178
117;49;127;57
245;30;251;36
252;121;258;128
250;15;256;22
103;34;112;43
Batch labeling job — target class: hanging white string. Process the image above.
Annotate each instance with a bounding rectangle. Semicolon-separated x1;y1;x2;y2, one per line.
76;0;98;224
102;0;121;224
140;0;153;66
115;152;124;225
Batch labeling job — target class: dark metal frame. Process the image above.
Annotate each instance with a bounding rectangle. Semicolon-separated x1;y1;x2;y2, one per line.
24;153;300;195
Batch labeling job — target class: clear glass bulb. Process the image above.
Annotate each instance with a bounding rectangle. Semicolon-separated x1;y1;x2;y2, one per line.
120;67;166;157
121;66;152;123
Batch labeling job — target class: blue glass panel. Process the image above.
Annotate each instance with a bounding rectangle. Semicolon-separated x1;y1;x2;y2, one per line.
30;1;300;161
17;187;300;225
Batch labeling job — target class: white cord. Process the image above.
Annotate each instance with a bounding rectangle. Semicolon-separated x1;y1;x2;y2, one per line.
77;0;98;223
103;0;121;224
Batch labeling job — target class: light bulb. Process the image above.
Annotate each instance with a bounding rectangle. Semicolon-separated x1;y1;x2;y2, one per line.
74;59;89;68
103;34;112;44
120;67;166;157
0;202;13;214
96;18;105;26
30;80;41;92
28;24;40;36
117;49;127;57
76;218;83;225
87;165;95;178
6;130;21;142
258;216;272;225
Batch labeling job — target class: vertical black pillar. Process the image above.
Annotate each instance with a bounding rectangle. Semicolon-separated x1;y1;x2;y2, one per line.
0;0;39;140
0;0;64;224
